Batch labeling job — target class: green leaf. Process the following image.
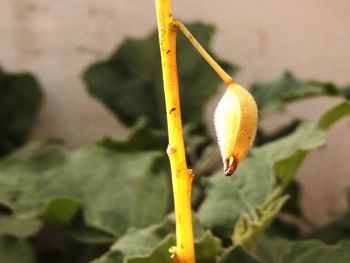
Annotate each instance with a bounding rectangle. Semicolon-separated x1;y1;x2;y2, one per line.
195;231;223;263
193;145;222;176
0;214;42;238
90;250;124;263
197;152;275;239
126;235;175;263
92;216;222;263
39;197;81;225
278;180;302;217
69;216;116;244
83;23;237;130
91;237;176;263
307;213;350;244
0;237;37;263
318;101;350;130
197;123;328;238
0;68;43;157
255;235;293;263
257;123;325;186
257;235;350;263
251;72;347;117
219;246;265;263
111;217;176;257
197;99;350;238
281;240;350;263
0;138;172;236
109;215;217;260
267;101;350;185
90;218;176;263
232;189;289;250
255;120;301;146
30;225;110;263
98;119;167;152
183;123;211;168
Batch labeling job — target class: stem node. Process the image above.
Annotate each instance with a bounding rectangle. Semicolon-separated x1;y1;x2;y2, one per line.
169;22;179;32
167;145;177;154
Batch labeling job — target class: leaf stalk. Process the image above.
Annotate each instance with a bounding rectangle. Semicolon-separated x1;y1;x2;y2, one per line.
171;20;233;86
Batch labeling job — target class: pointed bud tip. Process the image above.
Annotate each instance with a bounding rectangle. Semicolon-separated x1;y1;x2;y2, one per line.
224;156;238;176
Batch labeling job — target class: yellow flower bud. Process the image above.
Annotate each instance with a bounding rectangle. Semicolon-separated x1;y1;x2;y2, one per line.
214;83;258;176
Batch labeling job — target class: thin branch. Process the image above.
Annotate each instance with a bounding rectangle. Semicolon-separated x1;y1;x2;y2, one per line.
155;1;196;263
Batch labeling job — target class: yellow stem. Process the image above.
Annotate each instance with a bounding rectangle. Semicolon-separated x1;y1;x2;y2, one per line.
155;1;195;263
171;20;233;86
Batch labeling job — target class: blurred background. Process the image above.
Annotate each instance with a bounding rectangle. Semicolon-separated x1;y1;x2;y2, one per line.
0;0;349;226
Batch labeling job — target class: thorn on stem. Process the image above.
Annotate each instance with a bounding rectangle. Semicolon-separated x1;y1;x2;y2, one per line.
169;107;176;114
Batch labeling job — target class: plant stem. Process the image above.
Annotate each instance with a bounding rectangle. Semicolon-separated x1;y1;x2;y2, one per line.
171;20;233;86
155;1;196;263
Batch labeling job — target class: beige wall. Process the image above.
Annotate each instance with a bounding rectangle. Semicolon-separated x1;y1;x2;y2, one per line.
0;0;349;226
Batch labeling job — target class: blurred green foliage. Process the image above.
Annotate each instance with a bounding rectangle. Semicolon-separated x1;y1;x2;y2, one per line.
0;67;42;157
0;22;350;262
84;23;237;131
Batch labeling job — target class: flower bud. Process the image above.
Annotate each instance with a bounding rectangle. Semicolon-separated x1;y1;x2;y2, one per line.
214;83;258;176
